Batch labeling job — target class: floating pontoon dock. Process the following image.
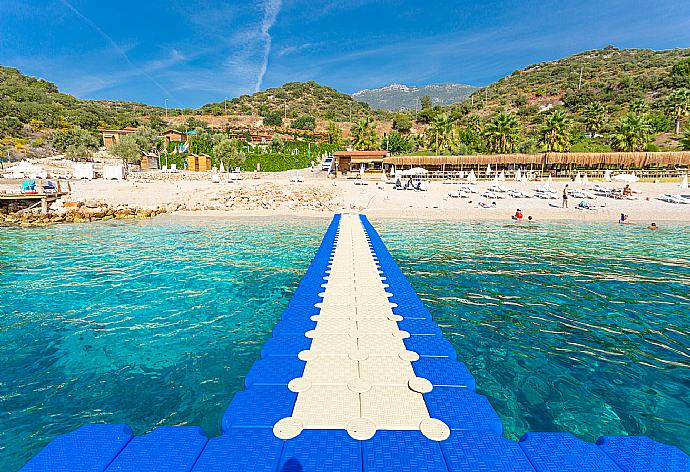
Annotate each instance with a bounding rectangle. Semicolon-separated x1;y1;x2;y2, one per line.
22;214;689;471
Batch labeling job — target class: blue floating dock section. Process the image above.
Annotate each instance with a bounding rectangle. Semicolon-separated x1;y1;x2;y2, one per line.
21;213;689;472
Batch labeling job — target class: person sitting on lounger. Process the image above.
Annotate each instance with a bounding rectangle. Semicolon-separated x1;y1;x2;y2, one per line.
623;184;632;196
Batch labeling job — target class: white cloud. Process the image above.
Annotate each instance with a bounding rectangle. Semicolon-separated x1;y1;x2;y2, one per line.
254;0;283;93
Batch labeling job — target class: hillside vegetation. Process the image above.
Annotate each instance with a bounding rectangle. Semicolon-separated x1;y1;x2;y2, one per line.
474;47;690;114
198;81;386;122
409;47;690;155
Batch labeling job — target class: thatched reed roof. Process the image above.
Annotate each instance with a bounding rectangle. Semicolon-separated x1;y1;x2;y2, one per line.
384;152;690;167
545;152;690;166
383;154;542;166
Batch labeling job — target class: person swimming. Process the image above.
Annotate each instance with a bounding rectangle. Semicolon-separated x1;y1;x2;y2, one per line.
648;222;658;230
512;209;523;221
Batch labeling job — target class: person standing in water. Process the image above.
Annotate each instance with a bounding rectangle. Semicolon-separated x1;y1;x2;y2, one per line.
562;184;569;208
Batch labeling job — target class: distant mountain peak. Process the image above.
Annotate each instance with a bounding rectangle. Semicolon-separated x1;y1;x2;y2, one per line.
352;83;478;111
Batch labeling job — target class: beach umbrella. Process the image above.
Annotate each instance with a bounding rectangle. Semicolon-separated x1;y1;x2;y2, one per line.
604;169;612;182
546;175;553;189
515;170;522;182
219;162;225;173
359;165;365;176
521;175;528;186
486;164;492;175
681;174;689;189
380;170;388;181
498;170;506;181
574;173;582;185
612;173;639;183
492;175;499;185
467;170;477;184
458;170;465;179
401;167;428;176
583;174;589;186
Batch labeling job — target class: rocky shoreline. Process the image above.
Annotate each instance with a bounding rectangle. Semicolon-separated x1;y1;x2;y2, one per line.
0;183;337;227
0;201;168;227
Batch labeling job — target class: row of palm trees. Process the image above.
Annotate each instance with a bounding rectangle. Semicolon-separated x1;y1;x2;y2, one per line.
348;89;690;154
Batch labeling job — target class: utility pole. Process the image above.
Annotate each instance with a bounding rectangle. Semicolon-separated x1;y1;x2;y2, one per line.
165;99;169;118
224;97;227;114
578;66;584;90
349;103;352;122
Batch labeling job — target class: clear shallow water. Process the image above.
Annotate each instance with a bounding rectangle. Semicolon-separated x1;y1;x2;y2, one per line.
373;218;690;454
1;217;689;470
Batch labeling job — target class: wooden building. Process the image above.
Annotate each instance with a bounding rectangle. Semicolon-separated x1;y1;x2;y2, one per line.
187;153;212;172
333;151;389;175
160;129;189;145
99;127;138;148
140;153;160;171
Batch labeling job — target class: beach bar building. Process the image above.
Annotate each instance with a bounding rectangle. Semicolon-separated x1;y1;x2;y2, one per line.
383;151;690;180
334;151;389;176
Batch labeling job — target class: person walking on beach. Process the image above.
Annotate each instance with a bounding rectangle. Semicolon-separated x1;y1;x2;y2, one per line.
562;185;569;208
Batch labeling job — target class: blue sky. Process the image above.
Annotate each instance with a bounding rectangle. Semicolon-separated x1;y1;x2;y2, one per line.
1;0;689;108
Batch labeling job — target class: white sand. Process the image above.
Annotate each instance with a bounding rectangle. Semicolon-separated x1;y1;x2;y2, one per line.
4;171;689;223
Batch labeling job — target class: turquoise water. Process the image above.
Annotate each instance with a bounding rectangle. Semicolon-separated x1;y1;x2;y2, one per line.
1;217;689;470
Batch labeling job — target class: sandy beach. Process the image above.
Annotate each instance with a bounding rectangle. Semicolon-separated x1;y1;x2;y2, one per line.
17;170;682;224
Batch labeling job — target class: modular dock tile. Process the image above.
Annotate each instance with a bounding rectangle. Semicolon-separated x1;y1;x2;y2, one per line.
244;357;306;388
412;358;476;390
260;334;312;358
278;429;362;472
596;436;690;472
105;426;207;472
403;334;458;359
362;430;448;472
190;428;283;472
519;432;623;472
221;386;297;431
20;424;133;472
440;430;536;472
423;387;503;435
272;318;317;335
24;212;690;471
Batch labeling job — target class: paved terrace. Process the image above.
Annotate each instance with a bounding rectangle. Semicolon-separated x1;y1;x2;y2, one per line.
22;214;689;471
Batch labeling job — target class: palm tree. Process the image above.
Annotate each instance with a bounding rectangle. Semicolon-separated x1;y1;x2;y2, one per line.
629;98;649;115
540;109;571;152
584;102;607;136
350;118;378;150
666;88;690;134
427;113;456;154
483;112;520;154
611;114;653;151
465;115;482;135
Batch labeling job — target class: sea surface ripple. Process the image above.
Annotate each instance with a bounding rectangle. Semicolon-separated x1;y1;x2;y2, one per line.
1;217;688;470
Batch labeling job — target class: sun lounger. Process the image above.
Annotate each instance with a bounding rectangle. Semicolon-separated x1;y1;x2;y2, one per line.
657;194;690;204
488;184;508;193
